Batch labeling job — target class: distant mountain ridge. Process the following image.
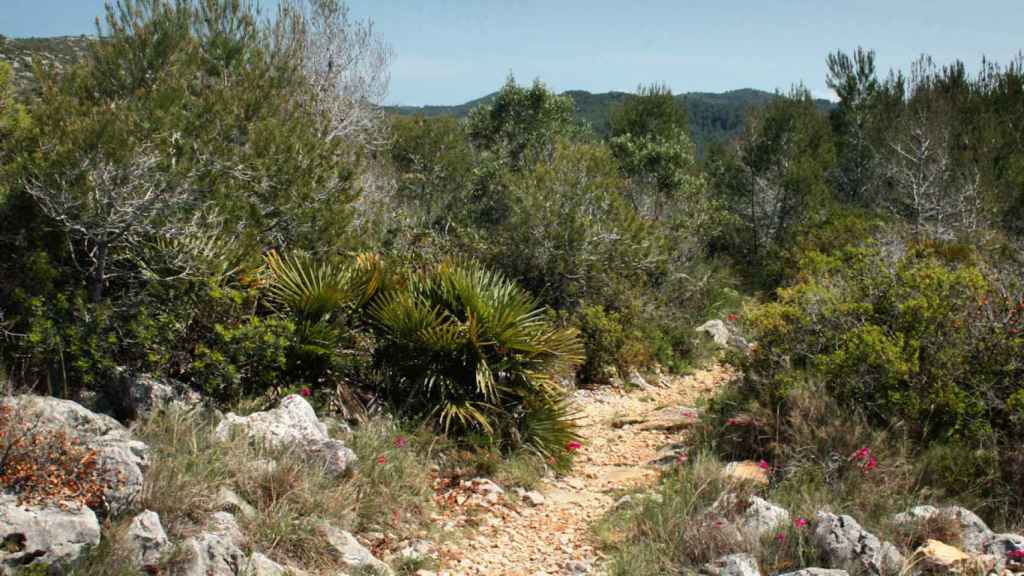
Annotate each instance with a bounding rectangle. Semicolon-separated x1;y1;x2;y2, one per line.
389;88;834;151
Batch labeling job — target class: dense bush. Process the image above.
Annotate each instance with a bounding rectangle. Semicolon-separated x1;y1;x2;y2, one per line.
369;261;583;459
745;243;1023;441
703;239;1024;513
0;0;385;402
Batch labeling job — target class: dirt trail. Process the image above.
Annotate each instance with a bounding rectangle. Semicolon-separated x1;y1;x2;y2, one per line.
434;364;734;576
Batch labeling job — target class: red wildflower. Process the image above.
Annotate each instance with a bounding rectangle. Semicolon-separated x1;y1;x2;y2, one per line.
795;517;809;528
758;460;770;471
566;441;583;452
864;455;878;472
727;314;738;322
376;455;387;465
1008;549;1024;560
394;436;408;448
299;387;312;398
726;417;740;426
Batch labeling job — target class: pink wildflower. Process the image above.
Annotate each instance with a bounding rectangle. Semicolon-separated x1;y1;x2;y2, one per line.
758;459;771;471
852;447;871;461
566;440;583;452
676;451;689;464
795;517;809;528
394;436;408;448
776;532;787;543
299;387;312;398
1007;550;1024;560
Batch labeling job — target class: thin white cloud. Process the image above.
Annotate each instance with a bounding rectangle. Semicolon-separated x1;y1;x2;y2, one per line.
811;87;840;103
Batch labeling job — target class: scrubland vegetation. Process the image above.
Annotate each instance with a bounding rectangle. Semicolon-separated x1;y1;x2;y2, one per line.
1;1;1023;574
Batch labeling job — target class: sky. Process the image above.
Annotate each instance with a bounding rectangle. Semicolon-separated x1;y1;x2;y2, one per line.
3;0;1022;106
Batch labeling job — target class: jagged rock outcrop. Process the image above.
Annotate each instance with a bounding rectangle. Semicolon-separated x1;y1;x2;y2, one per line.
0;494;101;574
121;372;202;419
318;522;393;575
814;512;904;576
702;553;762;576
1;395;149;515
986;533;1024;572
696;320;749;351
243;553;297;576
712;494;790;537
175;513;247;576
214;395;356;476
125;509;172;568
893;505;993;553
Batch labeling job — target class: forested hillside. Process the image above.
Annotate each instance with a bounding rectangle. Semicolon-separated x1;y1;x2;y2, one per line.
1;2;1023;575
0;35;92;97
390;87;835;151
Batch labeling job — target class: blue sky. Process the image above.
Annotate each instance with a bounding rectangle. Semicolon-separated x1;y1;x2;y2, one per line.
3;0;1022;106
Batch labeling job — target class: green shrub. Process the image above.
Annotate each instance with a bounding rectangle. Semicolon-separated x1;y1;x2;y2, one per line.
709;241;1024;513
369;261;583;459
189;315;295;402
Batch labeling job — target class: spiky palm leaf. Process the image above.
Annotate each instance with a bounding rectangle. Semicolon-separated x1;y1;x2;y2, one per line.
262;250;384;395
369;261;583;454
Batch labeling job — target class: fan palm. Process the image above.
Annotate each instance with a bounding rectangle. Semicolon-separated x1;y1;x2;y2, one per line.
369;261;583;456
262;250;383;385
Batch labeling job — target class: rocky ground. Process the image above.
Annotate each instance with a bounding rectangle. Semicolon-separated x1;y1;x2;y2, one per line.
429;364;735;576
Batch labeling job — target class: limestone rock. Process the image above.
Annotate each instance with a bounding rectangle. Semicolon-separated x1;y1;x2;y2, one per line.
696;320;749;351
513;488;546;507
893;505;993;553
1;395;149;515
741;496;791;536
318;523;393;575
398;539;433;562
243;553;294;576
177;533;246;576
126;509;171;568
468;478;505;499
0;495;101;575
986;533;1024;571
702;553;762;576
778;565;851;569
712;494;790;537
696;319;732;346
214;395;357;476
122;372;202;419
722;461;769;485
216;487;257;519
208;511;246;546
814;512;905;576
649;442;690;467
627;369;651;389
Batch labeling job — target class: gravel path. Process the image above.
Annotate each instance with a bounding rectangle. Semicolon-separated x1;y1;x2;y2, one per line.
434;364;734;576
